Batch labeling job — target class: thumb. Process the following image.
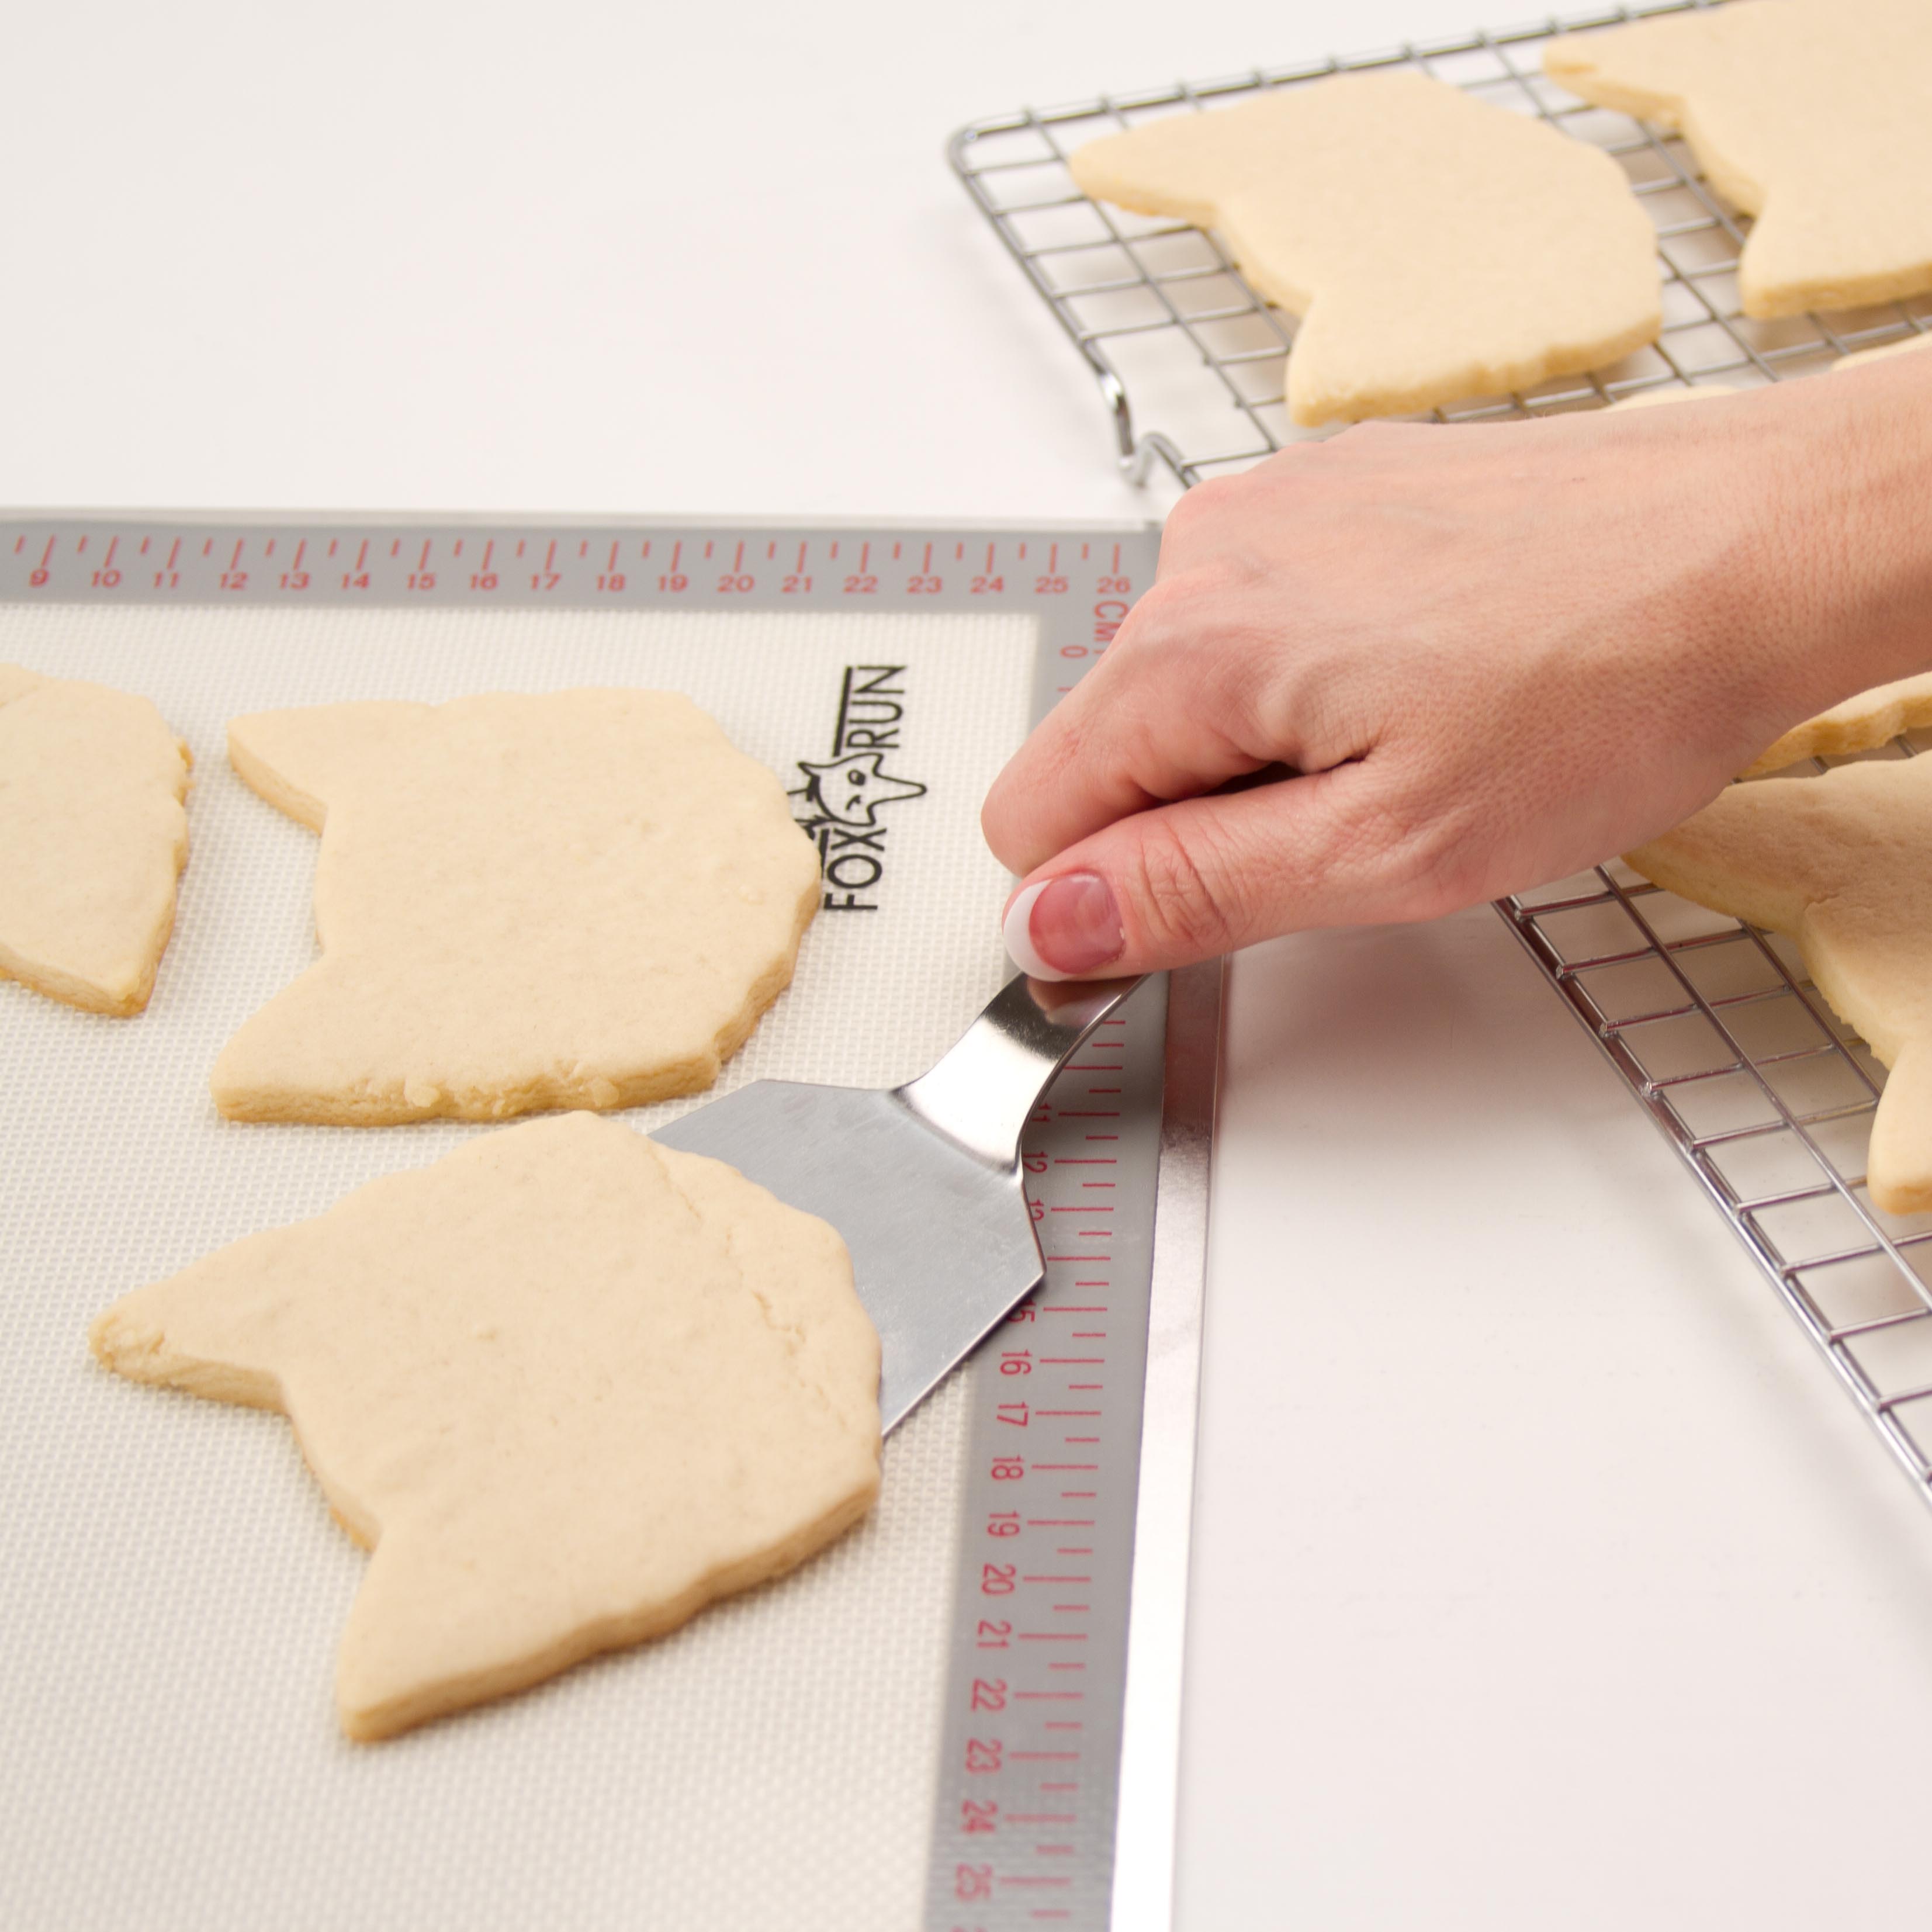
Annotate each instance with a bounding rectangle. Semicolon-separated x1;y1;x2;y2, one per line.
1000;760;1453;977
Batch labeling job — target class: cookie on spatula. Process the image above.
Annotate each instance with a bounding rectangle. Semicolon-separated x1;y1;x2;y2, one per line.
1626;756;1932;1214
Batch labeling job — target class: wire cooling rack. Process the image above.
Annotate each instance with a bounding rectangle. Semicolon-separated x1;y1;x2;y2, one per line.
947;0;1932;486
1497;725;1932;1504
952;7;1932;1514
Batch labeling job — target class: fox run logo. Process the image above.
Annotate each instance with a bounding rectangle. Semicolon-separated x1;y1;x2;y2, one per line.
791;664;926;912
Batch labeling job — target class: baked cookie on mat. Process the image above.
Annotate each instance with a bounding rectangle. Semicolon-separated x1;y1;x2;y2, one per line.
1545;0;1932;318
1069;70;1660;425
1626;756;1932;1215
89;1113;882;1740
214;689;821;1123
0;663;191;1016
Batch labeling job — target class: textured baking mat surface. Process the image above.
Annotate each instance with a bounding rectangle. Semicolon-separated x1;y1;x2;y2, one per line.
0;603;1035;1931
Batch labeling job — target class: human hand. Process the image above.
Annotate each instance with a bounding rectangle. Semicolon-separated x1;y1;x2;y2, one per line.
985;360;1932;979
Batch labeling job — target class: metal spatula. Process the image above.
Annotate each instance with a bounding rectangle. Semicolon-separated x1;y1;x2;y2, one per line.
654;972;1144;1430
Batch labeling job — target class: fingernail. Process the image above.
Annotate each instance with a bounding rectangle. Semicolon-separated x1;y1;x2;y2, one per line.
1003;874;1123;982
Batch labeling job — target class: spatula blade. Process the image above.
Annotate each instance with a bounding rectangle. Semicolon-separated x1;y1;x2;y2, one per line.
654;1079;1041;1431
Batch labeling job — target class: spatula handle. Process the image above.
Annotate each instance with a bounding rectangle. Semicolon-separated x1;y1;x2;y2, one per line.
894;971;1145;1169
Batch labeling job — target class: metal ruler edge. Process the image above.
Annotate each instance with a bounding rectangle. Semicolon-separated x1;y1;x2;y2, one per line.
923;524;1221;1932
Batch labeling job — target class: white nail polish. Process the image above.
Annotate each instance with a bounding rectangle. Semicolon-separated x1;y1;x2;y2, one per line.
1002;880;1074;982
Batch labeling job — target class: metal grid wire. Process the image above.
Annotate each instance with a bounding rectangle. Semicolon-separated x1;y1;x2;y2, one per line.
952;7;1932;1511
1498;719;1932;1505
947;0;1932;486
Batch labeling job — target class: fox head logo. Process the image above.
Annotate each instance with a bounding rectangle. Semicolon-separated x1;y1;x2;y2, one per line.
792;750;926;830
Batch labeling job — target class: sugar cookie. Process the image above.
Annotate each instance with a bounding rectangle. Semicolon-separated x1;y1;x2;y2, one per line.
214;690;820;1123
1546;0;1932;318
1606;384;1740;409
1069;71;1660;425
1597;378;1932;776
1834;331;1932;375
1609;328;1932;407
0;664;191;1016
1741;674;1932;778
1626;756;1932;1214
89;1113;882;1739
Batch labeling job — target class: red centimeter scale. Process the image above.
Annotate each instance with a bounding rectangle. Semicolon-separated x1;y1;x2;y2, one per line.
949;1008;1136;1928
11;528;1128;638
9;525;1137;717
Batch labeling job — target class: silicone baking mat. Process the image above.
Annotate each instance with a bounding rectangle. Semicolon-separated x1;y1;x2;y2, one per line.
0;590;1034;1930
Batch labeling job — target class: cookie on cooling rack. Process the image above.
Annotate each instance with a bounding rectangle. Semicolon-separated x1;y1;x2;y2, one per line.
1626;756;1932;1216
1601;373;1932;778
1739;676;1932;780
1545;0;1932;318
1835;333;1932;375
1067;69;1660;425
1605;385;1741;409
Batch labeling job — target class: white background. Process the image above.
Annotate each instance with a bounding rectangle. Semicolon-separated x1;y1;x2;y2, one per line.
9;1;1932;1925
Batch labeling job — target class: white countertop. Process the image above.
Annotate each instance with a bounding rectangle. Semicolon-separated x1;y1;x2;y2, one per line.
12;1;1932;1923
